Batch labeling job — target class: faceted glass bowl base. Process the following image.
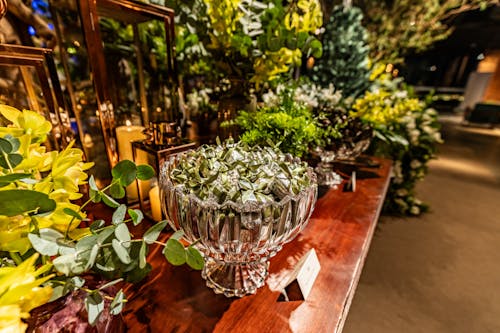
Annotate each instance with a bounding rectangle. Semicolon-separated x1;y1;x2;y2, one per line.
202;258;269;297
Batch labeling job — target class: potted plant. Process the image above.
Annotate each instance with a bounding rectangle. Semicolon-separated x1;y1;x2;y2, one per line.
229;84;322;158
160;139;317;297
0;105;203;332
170;0;323;87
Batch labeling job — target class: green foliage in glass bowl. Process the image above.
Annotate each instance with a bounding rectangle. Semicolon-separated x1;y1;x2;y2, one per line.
310;5;371;98
170;139;313;205
0;105;203;330
231;88;320;158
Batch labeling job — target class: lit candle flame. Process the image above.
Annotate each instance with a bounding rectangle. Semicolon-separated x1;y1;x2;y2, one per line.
125;120;132;126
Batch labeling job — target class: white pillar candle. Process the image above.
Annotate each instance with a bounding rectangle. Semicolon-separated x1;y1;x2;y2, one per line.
149;185;162;221
115;121;146;200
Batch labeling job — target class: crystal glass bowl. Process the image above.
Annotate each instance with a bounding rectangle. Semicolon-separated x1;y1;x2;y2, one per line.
314;126;373;187
159;153;317;297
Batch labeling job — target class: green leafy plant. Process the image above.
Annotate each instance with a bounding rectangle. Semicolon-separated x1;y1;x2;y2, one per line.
358;0;498;63
310;5;371;98
352;85;442;215
232;86;320;158
167;0;323;87
170;139;312;204
0;105;203;330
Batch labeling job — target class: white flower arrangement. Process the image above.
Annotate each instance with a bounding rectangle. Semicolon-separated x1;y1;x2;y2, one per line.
261;81;342;110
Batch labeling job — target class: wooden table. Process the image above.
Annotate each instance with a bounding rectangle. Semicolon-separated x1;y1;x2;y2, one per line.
123;158;392;333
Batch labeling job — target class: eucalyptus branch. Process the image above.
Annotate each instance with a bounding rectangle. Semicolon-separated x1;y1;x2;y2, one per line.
64;178;121;239
50;280;117;301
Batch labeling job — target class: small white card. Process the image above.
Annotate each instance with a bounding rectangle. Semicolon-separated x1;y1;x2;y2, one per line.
351;170;357;192
282;248;321;300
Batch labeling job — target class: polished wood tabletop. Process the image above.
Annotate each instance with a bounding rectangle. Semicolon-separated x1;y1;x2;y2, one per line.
123;158;392;333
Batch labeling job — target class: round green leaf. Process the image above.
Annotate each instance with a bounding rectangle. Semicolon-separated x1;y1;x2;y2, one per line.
143;221;167;244
137;165;155;180
111;160;137;186
0;137;13;153
28;232;59;256
5;135;20;152
102;193;119;208
114;223;131;246
163;238;186;266
88;175;99;191
110;290;126;315
186;246;204;270
8;153;23;168
84;292;104;326
109;182;126;199
112;239;131;264
128;209;143;226
112;204;127;225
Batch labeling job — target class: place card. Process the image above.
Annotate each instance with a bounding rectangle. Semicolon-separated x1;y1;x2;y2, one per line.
279;248;321;301
343;170;356;192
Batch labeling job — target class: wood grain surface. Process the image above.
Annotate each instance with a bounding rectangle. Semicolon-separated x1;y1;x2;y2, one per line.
123;158;392;333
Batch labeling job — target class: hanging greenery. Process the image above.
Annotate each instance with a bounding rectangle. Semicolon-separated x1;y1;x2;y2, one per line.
351;74;443;215
357;0;499;63
310;5;371;98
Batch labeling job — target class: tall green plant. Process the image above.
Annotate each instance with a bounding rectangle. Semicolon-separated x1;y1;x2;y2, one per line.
167;0;323;87
310;5;371;98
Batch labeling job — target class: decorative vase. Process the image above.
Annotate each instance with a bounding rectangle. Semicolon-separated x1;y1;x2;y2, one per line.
159;153;317;297
315;119;373;187
313;147;344;187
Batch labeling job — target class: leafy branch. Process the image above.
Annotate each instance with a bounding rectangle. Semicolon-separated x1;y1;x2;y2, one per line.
25;160;203;325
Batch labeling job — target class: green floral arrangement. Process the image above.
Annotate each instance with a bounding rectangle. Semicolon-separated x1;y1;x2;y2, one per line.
0;105;203;331
352;88;442;215
258;79;349;154
170;139;312;204
310;5;371;98
351;90;422;128
168;0;323;86
232;86;320;158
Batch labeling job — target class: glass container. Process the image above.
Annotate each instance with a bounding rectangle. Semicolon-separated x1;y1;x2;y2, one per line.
159;153;317;297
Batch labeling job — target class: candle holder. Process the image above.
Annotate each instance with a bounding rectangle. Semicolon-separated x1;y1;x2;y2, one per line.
132;138;196;221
